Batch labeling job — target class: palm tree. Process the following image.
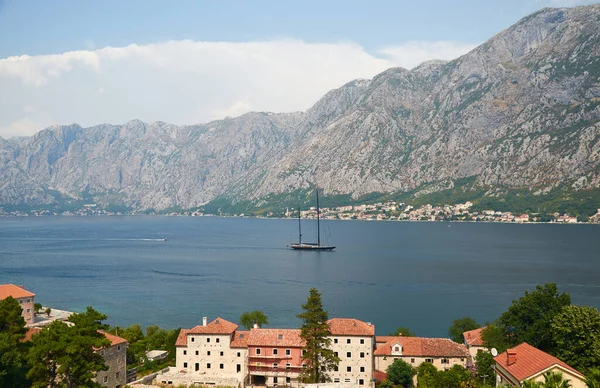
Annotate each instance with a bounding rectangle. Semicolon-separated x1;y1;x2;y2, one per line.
585;368;600;388
521;380;543;387
542;371;571;388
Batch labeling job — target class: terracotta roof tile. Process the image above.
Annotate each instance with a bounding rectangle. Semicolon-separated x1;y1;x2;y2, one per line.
231;330;250;348
374;370;388;382
494;342;584;382
23;327;41;342
376;336;398;344
188;317;238;335
98;331;128;347
176;329;189;346
374;336;469;358
0;284;35;299
463;327;486;347
327;318;375;336
247;328;305;347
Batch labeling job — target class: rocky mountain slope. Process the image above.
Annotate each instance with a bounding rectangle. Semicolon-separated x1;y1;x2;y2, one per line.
1;4;599;212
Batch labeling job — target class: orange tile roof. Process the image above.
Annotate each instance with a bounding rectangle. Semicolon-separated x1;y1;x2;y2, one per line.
327;318;375;336
247;328;305;347
463;327;486;347
175;329;189;346
376;336;398;344
374;370;388;382
494;342;584;382
231;330;250;348
188;317;238;335
374;336;469;358
23;327;42;342
98;330;128;347
0;284;35;299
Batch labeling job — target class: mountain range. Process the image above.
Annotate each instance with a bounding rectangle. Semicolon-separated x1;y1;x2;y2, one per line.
1;4;599;215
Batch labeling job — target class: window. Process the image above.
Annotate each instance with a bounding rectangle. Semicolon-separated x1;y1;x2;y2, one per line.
116;372;120;379
441;358;449;364
285;349;291;356
334;352;338;357
256;348;262;355
344;379;351;383
360;339;365;344
195;351;199;355
104;376;108;383
411;358;415;363
302;350;307;356
183;362;188;368
27;298;31;303
360;366;365;372
346;352;351;358
207;338;210;342
278;334;283;339
207;351;211;356
286;364;291;370
273;377;278;385
27;308;31;313
360;352;365;358
220;351;224;356
207;363;211;369
183;350;187;355
346;339;351;344
237;352;241;357
117;345;121;351
191;337;195;342
220;364;224;369
334;378;340;383
273;363;278;369
195;363;200;371
334;366;339;372
216;338;220;343
347;366;352;372
334;338;338;344
302;364;307;369
286;377;291;384
273;348;278;355
237;364;241;373
425;358;434;363
359;379;365;385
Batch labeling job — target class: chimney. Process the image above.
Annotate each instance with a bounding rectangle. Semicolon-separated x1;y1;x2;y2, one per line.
253;323;259;329
506;350;517;366
202;317;208;326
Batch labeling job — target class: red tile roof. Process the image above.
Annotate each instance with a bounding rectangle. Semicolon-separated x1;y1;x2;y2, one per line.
175;329;189;346
494;342;584;382
376;336;399;344
0;284;35;299
463;327;486;347
247;328;305;347
374;336;469;358
327;318;375;336
99;330;128;347
374;370;388;382
188;317;238;335
23;327;42;342
231;330;250;348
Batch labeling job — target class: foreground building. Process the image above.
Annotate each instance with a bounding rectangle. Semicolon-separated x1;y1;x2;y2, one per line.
0;284;36;324
494;342;585;388
374;336;470;372
170;317;376;387
462;326;488;359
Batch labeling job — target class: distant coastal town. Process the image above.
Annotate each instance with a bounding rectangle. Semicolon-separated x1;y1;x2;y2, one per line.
3;200;600;224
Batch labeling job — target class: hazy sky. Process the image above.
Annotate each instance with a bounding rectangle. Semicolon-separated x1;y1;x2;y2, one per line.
0;0;597;138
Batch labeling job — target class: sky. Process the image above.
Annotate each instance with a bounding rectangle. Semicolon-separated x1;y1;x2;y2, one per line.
0;0;597;138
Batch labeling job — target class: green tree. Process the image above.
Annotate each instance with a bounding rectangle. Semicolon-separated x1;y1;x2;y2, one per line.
498;283;570;352
296;288;340;383
552;305;600;373
386;359;416;388
584;368;600;388
475;351;495;386
448;316;480;343
34;302;43;314
44;307;52;317
239;310;269;330
28;307;111;388
521;380;543;388
436;364;470;388
542;371;571;388
390;326;416;337
0;296;29;387
416;361;438;388
122;324;145;343
480;324;511;354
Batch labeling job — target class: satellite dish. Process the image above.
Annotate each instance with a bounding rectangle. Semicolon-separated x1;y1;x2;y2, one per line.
491;348;498;356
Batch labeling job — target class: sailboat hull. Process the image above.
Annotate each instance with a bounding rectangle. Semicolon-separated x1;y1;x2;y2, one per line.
288;243;335;251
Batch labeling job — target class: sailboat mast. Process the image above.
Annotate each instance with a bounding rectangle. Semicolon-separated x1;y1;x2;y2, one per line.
298;205;302;245
316;189;321;246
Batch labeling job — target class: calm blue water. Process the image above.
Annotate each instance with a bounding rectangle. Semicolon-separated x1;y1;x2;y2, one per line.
1;216;599;337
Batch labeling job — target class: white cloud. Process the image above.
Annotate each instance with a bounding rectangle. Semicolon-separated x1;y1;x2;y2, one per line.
379;41;478;70
0;39;477;138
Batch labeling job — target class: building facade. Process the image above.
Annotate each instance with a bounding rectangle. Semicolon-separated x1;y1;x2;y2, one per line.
328;318;375;387
463;327;488;359
96;331;128;388
0;284;36;324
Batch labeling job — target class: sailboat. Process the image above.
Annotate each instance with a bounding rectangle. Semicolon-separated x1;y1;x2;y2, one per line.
288;189;335;251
